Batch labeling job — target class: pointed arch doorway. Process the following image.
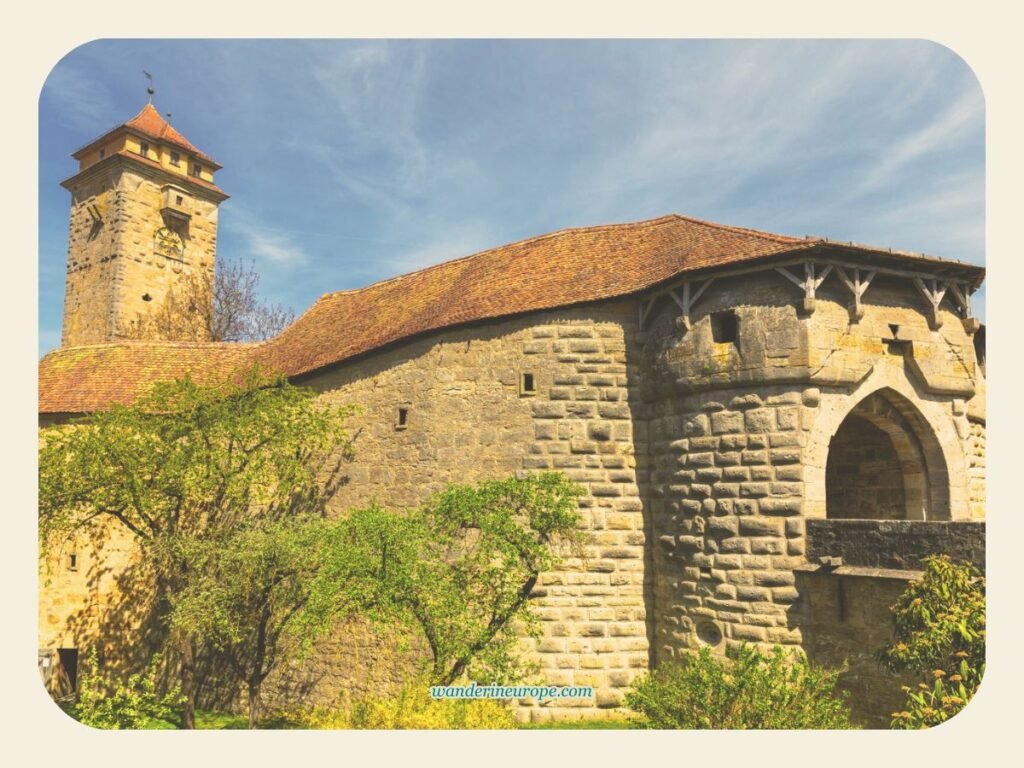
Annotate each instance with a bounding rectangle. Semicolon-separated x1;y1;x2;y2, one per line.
825;389;950;521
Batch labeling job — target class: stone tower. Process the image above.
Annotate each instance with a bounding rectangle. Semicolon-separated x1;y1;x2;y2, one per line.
59;103;228;346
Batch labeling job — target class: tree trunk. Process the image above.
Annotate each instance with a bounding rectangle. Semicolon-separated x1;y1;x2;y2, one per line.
180;637;196;729
248;679;261;729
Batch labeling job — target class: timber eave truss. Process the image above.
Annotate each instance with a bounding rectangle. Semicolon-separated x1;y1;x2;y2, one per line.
636;247;984;334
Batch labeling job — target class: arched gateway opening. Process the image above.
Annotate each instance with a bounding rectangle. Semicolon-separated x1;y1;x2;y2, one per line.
825;389;950;521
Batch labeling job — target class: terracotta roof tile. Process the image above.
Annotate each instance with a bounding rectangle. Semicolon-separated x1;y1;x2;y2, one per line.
38;214;984;414
74;104;221;169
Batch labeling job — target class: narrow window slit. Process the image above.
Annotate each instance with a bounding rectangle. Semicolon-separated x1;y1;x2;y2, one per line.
520;372;536;396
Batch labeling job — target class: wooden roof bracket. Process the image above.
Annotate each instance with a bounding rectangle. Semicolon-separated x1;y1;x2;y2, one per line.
947;281;982;335
775;262;832;315
912;277;948;331
834;266;876;322
668;278;715;332
638;277;715;332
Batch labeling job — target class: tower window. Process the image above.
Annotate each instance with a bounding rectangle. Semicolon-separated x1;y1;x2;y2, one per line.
520;372;537;396
139;142;149;157
170;151;181;166
176;195;184;206
67;553;78;572
395;407;409;430
190;164;201;177
98;148;105;159
710;310;738;344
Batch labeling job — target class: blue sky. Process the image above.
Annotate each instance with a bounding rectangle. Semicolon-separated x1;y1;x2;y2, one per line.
38;39;985;355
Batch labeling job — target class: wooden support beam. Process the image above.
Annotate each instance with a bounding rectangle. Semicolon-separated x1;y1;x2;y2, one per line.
834;266;876;322
638;296;657;331
913;277;948;330
774;262;832;314
947;282;970;317
947;281;981;334
667;278;715;330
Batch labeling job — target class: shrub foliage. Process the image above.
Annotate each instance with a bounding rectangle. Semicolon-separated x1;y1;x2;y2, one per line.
881;555;985;729
625;644;854;729
71;650;184;730
281;678;516;730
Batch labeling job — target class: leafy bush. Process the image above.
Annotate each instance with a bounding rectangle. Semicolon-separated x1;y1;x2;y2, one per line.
625;644;854;729
345;472;584;686
281;678;516;730
880;555;985;729
70;650;184;729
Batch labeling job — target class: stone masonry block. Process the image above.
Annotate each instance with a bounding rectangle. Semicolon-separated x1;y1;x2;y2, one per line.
711;411;744;434
760;497;802;516
744;408;776;432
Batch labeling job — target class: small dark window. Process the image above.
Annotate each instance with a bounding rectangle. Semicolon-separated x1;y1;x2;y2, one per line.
520;372;536;396
57;649;79;695
396;407;409;430
67;553;78;572
170;151;180;166
710;310;738;344
176;195;184;206
191;164;201;177
139;142;149;157
98;148;105;159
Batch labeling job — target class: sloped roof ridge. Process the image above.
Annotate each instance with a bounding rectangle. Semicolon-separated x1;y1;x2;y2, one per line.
669;213;813;245
311;212;803;308
312;214;684;301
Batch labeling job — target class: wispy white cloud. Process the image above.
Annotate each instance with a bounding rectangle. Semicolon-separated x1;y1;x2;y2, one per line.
850;87;984;197
221;206;309;266
41;62;119;135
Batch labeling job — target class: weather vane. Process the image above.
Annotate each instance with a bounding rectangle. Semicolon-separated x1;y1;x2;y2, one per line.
143;70;154;104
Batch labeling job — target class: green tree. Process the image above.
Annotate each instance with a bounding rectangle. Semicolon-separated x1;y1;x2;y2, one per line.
350;473;584;685
880;555;985;729
625;644;854;729
167;516;376;728
39;366;354;728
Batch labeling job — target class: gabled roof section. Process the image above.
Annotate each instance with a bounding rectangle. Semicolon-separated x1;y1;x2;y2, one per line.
73;103;221;169
39;214;985;414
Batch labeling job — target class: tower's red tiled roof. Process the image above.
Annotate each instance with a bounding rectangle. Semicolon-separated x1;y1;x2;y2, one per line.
73;103;221;169
39;214;985;414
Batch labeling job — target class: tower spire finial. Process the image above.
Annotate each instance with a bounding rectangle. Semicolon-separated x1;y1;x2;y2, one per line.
143;70;154;104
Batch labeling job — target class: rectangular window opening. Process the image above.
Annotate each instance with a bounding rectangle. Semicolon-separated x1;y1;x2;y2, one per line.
139;142;149;157
57;648;79;695
395;407;409;430
170;151;181;166
710;310;738;344
520;371;536;396
67;553;78;572
191;164;202;177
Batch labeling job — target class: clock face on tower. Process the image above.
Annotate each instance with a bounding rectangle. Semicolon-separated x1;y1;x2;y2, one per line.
154;227;185;261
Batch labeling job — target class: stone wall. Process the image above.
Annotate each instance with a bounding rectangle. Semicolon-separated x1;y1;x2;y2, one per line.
806;519;986;571
795;570;917;728
825;416;907;520
299;302;649;721
967;417;986;519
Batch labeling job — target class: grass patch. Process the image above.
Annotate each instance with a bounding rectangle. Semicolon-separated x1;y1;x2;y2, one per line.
136;710;250;730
